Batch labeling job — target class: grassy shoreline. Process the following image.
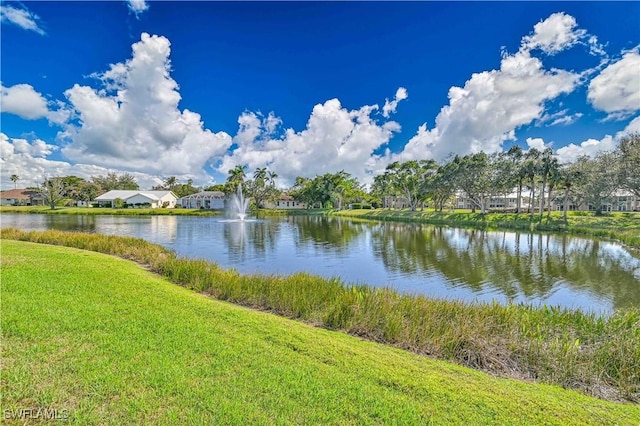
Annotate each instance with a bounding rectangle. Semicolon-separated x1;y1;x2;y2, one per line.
4;240;638;424
2;227;638;403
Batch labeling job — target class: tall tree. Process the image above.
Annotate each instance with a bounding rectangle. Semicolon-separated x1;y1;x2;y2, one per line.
10;174;19;189
454;153;493;214
39;177;65;210
164;176;178;191
557;165;583;222
383;160;438;211
506;146;525;213
618;132;640;197
538;148;558;218
226;165;247;195
572;153;619;215
267;170;278;187
523;148;541;219
249;167;279;208
431;160;459;211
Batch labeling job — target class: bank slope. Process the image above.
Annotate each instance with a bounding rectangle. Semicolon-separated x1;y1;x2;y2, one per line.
2;240;638;425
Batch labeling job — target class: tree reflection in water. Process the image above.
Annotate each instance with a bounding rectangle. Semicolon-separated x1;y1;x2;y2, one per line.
370;222;640;310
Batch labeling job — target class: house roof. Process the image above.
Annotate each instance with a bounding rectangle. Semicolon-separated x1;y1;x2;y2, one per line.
179;191;225;200
94;190;176;201
0;189;40;199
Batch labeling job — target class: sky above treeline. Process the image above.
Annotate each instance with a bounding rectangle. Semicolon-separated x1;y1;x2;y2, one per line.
1;1;639;190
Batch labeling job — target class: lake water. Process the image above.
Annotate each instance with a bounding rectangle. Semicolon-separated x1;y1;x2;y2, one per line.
2;213;639;314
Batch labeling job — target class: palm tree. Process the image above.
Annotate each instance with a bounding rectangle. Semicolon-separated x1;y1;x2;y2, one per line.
538;148;556;218
226;165;247;194
267;171;278;187
10;174;19;189
164;176;178;191
524;148;541;219
254;167;267;187
506;146;524;213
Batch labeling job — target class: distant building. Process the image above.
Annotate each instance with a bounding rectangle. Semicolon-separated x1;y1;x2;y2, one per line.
550;190;640;212
266;194;308;209
0;188;46;206
93;190;177;208
177;191;225;209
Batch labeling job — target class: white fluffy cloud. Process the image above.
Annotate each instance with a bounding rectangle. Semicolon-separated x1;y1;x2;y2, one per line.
0;133;165;190
1;83;49;120
521;12;586;55
127;0;149;16
382;87;408;118
59;33;232;181
555;115;640;163
587;50;640;117
555;136;617;164
218;95;404;186
525;137;550;152
395;12;590;163
1;83;71;124
0;4;45;35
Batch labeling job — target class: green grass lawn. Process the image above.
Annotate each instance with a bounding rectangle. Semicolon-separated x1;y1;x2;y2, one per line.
2;240;639;425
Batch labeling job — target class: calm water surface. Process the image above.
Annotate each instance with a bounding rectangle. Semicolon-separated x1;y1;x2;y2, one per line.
2;213;639;314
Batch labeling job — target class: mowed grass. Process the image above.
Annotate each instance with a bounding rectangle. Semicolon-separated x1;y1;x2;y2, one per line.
2;240;639;425
2;228;639;403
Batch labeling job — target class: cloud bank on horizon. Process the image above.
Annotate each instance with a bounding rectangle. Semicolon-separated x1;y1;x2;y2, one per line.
1;5;639;190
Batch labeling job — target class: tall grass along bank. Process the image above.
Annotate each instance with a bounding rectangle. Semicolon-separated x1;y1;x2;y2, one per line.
2;228;639;403
3;240;639;424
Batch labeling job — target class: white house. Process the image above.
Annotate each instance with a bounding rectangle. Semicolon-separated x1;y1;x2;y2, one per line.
266;194;308;209
0;189;46;206
94;190;178;208
178;191;226;209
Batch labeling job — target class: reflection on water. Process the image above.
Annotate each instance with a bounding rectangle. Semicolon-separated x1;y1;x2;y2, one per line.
2;213;638;314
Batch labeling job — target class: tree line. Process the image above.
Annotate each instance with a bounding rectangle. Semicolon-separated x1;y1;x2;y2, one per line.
21;133;639;214
367;133;639;217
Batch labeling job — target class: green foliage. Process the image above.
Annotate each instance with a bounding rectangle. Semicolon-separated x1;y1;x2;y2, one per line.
92;171;139;192
289;171;368;210
2;228;639;402
618;132;640;198
225;164;248;195
153;176;199;198
246;167;280;208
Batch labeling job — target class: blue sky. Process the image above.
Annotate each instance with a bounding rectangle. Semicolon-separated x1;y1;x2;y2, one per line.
1;1;639;189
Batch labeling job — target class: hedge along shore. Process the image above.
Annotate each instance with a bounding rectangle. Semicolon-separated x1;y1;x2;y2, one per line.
2;228;638;403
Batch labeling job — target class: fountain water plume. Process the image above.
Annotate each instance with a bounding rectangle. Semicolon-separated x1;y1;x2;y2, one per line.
231;185;250;221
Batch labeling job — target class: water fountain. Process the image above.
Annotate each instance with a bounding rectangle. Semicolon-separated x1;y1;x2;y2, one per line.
230;185;250;221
